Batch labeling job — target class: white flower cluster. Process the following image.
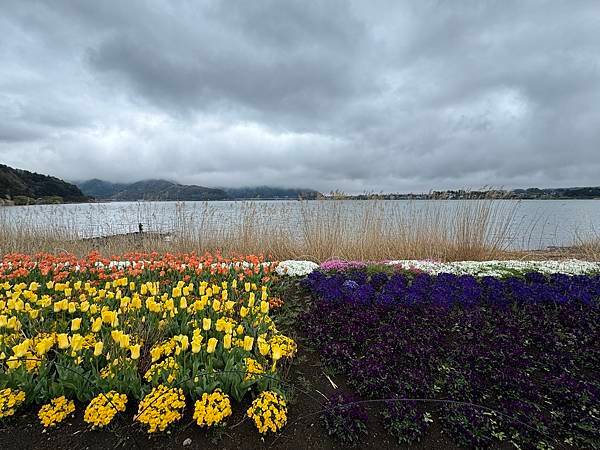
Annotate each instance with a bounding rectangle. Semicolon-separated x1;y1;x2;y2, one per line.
276;260;319;277
385;259;600;277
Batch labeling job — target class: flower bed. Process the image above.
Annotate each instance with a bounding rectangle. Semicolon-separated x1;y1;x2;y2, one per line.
0;252;293;434
302;269;600;448
319;258;600;277
385;259;600;276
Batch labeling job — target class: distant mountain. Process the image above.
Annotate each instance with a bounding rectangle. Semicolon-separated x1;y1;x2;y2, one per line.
0;164;89;205
77;179;129;199
224;186;322;200
78;179;322;201
78;179;228;201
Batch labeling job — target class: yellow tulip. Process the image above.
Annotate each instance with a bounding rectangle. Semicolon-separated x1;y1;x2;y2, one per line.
94;341;103;356
119;334;130;349
71;334;83;352
271;344;282;361
130;344;141;360
71;318;82;331
7;316;19;330
57;333;69;349
132;295;142;309
179;335;189;351
6;357;21;370
243;336;254;352
191;337;202;353
101;310;113;324
12;340;30;358
91;317;102;333
258;336;270;356
223;334;232;350
240;306;248;318
150;346;162;361
260;301;269;314
203;318;211;331
207;337;218;354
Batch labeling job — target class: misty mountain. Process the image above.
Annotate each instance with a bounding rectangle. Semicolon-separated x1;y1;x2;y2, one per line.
78;179;322;201
78;179;228;201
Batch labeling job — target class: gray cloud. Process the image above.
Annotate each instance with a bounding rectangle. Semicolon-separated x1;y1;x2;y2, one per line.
1;0;600;193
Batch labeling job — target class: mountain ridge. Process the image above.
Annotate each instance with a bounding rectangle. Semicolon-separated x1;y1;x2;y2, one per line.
77;179;322;201
0;164;89;205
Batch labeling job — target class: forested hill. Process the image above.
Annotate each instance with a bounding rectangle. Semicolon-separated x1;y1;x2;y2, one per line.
78;179;229;201
0;164;89;205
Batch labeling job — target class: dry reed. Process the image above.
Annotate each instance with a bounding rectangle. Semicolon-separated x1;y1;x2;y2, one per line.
573;227;600;261
0;199;571;261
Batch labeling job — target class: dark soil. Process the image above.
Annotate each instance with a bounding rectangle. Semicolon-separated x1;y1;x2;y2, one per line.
0;282;459;450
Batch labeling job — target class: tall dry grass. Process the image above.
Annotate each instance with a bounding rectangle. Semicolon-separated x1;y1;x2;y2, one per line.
0;200;527;261
573;227;600;261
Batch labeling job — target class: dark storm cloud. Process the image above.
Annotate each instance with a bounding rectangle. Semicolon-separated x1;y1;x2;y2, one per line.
1;0;600;192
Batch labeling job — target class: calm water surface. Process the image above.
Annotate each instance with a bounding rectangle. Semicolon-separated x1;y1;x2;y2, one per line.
1;200;598;250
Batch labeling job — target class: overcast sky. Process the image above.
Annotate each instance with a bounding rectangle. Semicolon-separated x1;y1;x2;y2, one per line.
1;1;599;193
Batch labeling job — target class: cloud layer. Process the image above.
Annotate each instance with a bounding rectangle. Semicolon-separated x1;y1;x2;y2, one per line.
1;0;599;192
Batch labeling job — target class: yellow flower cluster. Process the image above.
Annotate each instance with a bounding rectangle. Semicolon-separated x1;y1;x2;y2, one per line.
0;388;26;418
144;356;180;384
244;357;265;381
0;253;293;435
269;334;297;359
38;396;75;428
136;385;185;433
83;391;127;428
192;389;232;427
246;391;287;434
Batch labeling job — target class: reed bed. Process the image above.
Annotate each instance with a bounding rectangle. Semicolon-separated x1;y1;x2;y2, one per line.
573;227;600;261
0;199;589;261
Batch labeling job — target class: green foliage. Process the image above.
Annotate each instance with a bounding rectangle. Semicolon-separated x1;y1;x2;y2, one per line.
0;164;89;203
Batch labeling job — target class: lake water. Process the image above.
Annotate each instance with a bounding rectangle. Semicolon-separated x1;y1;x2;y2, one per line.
1;200;598;250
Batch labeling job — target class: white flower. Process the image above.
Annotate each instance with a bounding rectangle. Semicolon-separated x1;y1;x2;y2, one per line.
386;259;600;276
276;260;319;277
